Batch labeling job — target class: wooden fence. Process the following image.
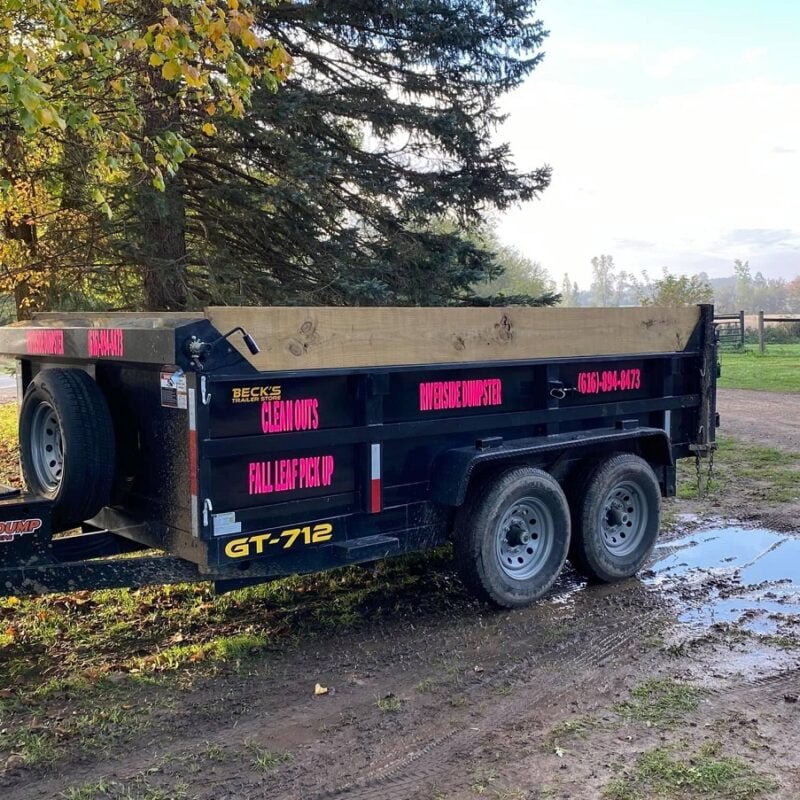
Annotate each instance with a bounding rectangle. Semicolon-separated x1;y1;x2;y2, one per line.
713;310;800;352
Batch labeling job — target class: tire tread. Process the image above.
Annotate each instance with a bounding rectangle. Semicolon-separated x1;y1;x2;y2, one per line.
20;369;115;528
454;466;570;608
568;453;660;582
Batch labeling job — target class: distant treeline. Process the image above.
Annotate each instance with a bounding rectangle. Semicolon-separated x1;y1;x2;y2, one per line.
557;257;799;311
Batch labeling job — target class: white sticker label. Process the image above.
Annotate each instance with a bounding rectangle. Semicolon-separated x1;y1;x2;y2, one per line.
213;511;241;537
160;367;188;409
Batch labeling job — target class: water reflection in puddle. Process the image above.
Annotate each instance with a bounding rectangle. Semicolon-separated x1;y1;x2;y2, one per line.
649;526;800;635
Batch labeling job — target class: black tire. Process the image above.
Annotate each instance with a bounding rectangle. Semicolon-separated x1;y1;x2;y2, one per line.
454;466;571;608
569;453;661;583
19;368;115;529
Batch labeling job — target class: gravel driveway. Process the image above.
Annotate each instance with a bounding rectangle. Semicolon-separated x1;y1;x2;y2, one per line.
718;387;800;451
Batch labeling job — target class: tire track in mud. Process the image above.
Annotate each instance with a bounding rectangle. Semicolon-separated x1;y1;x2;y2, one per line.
302;592;670;800
10;584;654;800
13;550;797;800
301;563;800;800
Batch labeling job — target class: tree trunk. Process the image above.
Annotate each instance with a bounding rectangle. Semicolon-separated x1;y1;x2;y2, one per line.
136;177;188;311
135;55;189;311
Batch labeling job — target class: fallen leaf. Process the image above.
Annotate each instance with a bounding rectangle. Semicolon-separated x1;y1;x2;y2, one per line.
314;683;328;696
3;753;25;771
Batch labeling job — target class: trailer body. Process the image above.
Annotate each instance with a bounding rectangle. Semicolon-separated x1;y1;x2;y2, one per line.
0;306;717;599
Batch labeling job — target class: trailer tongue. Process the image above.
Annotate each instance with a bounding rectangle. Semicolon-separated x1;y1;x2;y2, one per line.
0;305;717;607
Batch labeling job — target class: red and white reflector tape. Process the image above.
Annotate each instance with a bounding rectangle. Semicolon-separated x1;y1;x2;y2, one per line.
188;388;199;536
370;442;382;514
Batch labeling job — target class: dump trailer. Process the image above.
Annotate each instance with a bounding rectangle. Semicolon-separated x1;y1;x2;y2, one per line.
0;305;717;607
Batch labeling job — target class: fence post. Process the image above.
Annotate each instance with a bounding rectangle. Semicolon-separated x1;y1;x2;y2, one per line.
738;309;745;349
758;310;765;354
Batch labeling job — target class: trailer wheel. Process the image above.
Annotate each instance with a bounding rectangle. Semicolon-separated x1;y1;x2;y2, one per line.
19;368;115;529
454;467;571;608
569;454;660;583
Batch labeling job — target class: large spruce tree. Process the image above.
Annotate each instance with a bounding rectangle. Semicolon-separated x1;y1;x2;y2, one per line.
115;0;552;308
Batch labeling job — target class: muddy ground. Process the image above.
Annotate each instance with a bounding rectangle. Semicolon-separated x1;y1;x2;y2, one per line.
0;397;799;799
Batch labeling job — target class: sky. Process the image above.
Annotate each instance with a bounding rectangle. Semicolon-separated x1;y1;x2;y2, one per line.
496;0;800;289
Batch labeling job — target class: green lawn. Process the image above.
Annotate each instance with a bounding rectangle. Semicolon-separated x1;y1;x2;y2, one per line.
718;344;800;393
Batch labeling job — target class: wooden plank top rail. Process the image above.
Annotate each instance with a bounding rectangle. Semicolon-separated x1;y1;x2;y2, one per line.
206;306;703;371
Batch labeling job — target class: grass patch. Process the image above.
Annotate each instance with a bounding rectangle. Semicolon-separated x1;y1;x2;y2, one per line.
0;402;20;487
245;740;292;772
0;400;17;442
544;715;598;752
375;693;403;713
604;743;777;799
719;345;800;393
0;699;149;768
614;677;700;726
0;543;459;705
469;766;499;795
757;634;800;650
676;436;800;504
61;776;193;800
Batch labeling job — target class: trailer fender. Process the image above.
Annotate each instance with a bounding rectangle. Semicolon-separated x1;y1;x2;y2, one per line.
429;427;673;508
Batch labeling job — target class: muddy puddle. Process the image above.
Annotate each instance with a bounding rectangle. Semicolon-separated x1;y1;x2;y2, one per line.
649;525;800;636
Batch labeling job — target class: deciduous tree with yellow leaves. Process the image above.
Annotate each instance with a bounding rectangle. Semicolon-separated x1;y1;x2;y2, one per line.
1;0;290;315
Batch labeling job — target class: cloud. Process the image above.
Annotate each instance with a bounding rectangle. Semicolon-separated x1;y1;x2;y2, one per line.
741;46;768;64
496;78;800;285
716;229;800;250
647;46;700;78
562;41;641;63
615;239;657;250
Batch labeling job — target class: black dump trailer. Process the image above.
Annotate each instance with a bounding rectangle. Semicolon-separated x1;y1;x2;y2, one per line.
0;305;717;607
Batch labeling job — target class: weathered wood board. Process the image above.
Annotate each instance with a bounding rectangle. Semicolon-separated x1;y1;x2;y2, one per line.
205;306;703;371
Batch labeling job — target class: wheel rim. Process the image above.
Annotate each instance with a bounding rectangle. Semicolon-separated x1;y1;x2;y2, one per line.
30;401;64;492
599;480;648;557
495;498;555;580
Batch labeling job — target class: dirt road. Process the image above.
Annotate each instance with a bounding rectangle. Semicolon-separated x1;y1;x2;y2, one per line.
718;388;800;451
2;391;800;799
6;522;800;800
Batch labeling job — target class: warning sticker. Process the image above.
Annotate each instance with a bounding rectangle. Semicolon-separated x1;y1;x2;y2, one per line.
160;367;188;409
213;511;242;537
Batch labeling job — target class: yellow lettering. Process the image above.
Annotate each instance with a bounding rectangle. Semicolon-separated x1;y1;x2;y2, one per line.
312;523;333;543
249;533;271;554
225;537;250;558
226;522;333;558
280;528;302;549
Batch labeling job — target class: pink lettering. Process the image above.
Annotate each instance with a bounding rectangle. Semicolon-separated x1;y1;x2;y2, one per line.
87;329;124;358
248;455;336;495
26;329;64;356
419;379;502;411
576;368;642;395
261;398;320;434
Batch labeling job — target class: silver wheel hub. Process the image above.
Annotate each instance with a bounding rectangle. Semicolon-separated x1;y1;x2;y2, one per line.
495;498;554;580
30;402;64;492
600;481;647;557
